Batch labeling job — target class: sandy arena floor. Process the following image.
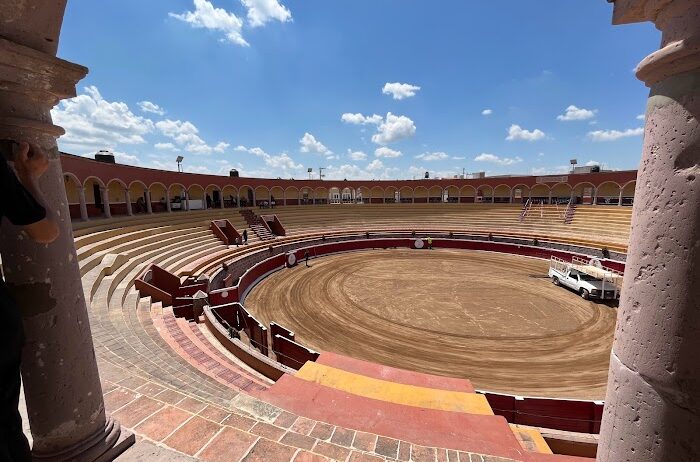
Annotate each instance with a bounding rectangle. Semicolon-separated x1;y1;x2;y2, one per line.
245;249;617;399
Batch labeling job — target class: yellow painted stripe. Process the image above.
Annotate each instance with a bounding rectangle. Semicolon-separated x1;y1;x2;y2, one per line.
509;424;553;454
295;362;493;415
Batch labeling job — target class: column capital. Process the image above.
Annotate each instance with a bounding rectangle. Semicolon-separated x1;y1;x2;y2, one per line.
0;38;88;149
612;0;700;86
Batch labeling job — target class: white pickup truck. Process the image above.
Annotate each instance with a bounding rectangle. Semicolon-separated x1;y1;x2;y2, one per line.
548;266;618;300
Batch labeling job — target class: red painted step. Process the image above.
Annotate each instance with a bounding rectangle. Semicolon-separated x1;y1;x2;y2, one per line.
263;374;525;460
317;352;475;393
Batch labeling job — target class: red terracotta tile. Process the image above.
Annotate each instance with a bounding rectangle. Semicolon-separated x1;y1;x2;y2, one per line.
199;405;230;424
374;436;399;459
250;422;286;440
222;413;257;431
274;411;298;429
330;427;355;447
312;441;351;461
294;452;330;462
177;396;208;414
135;381;165;396
164;416;222;455
398;441;411;461
352;431;377;452
103;388;138;413
290;417;316;436
348;452;384;462
118;375;148;390
309;422;334;441
112;396;164;427
280;431;316;450
411;445;438;462
197;426;258;462
241;438;297;462
155;388;188;405
134;406;192;441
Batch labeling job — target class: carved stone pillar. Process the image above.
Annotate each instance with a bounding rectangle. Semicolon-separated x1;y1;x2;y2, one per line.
145;190;152;214
124;189;132;216
0;1;133;460
599;1;700;461
165;190;172;213
78;187;89;221
100;187;111;219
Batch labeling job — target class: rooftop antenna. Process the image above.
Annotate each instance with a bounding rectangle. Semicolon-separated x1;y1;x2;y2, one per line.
319;167;326;180
176;155;184;172
569;158;578;173
307;167;313;180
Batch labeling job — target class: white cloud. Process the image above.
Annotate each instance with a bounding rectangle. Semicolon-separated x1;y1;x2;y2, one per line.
169;0;248;46
587;127;644;142
375;147;402;158
382;82;421;100
241;0;292;27
415;151;448;161
138;101;166;116
506;124;545;142
299;132;331;155
474;153;523;166
372;113;416;145
155;119;229;154
341;113;382;125
481;109;493;116
52;86;154;152
154;142;178;151
636;114;646;120
347;149;367;161
367;159;384;171
585;160;600;166
452;156;465;160
556;105;597;121
530;165;570;175
236;145;303;171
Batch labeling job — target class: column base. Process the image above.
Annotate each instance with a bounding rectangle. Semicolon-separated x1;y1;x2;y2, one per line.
32;416;135;462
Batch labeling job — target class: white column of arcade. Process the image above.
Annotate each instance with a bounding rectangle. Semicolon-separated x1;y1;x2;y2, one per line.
101;187;111;218
78;187;89;221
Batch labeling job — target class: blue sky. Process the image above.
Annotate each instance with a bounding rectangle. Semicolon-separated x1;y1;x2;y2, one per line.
54;0;659;180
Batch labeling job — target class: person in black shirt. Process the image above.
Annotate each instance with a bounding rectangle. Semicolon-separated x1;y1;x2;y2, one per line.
304;250;310;267
1;141;59;462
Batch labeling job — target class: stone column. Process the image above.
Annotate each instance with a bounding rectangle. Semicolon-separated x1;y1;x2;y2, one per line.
617;189;623;206
0;1;133;460
78;187;89;221
184;191;190;211
101;187;111;218
124;189;132;216
145;190;152;214
166;190;172;212
219;190;224;208
598;2;700;462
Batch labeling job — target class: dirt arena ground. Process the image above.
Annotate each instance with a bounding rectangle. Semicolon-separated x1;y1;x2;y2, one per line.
245;249;617;399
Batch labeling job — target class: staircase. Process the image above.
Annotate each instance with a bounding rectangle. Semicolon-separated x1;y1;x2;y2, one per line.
239;209;276;241
564;202;577;224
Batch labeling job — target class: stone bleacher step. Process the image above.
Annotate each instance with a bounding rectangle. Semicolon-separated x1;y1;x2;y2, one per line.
316;351;475;392
262;373;526;460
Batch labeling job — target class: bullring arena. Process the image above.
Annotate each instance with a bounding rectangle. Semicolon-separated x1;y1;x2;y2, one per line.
4;3;698;461
246;249;616;400
17;152;633;462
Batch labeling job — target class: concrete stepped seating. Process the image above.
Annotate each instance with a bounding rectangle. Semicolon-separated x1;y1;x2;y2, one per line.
154;311;268;393
69;207;607;461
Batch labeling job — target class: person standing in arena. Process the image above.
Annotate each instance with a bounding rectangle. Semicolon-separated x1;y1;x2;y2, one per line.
304;250;310;267
243;229;248;244
427;236;433;250
1;141;59;462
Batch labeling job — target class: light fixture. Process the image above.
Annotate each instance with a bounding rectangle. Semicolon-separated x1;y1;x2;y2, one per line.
176;156;184;172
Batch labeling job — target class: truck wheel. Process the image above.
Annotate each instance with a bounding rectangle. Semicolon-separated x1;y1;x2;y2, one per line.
552;277;560;286
580;289;590;300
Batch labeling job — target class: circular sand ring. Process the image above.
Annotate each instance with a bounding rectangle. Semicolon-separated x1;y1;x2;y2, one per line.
244;248;617;400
